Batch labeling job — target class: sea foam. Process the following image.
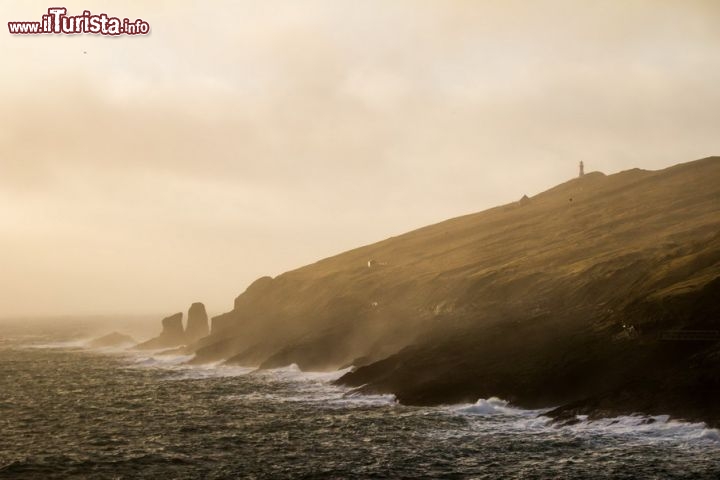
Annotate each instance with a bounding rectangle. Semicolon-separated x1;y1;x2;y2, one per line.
452;397;720;444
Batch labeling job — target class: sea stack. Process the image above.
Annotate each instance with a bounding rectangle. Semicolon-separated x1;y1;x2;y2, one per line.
161;313;185;341
135;312;185;349
185;302;209;342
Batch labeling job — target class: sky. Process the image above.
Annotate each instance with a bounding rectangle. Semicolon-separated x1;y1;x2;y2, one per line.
1;0;719;318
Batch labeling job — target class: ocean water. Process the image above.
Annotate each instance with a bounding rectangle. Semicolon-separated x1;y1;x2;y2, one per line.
1;322;719;479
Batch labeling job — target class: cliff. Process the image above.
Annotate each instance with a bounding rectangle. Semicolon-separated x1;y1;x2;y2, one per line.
191;157;720;424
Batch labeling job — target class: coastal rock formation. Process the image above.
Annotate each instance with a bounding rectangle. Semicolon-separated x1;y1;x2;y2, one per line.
88;332;135;348
188;157;720;425
162;313;184;339
135;312;185;350
185;302;209;341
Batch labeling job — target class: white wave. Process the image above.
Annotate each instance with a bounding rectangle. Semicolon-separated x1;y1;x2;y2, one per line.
84;345;137;356
131;353;195;366
21;339;91;349
124;352;256;380
253;364;353;383
339;392;398;406
449;397;719;444
225;387;397;408
698;428;720;442
168;364;256;380
561;414;720;443
455;397;537;417
221;364;398;408
22;338;136;356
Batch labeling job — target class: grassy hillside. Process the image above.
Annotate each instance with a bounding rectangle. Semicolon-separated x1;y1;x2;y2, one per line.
192;157;720;423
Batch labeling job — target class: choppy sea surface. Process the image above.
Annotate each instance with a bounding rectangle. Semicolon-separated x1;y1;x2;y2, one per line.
1;321;719;479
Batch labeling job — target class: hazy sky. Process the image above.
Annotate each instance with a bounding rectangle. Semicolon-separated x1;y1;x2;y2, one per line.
1;0;719;317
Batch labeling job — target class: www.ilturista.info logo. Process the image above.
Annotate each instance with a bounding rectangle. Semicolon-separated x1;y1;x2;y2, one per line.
8;8;150;35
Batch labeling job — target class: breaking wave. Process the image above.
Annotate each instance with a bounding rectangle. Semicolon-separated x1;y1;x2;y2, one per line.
96;349;397;407
452;397;720;445
454;396;539;416
559;414;720;444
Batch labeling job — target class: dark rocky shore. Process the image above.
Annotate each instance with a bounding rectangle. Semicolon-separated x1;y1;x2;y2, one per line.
149;157;720;425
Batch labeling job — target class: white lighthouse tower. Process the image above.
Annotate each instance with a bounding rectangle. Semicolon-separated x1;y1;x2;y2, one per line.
579;161;585;178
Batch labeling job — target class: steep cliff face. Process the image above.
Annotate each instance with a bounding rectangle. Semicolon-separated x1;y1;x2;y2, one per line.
193;157;720;422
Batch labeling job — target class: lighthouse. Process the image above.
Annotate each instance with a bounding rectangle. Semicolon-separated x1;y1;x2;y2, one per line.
579;161;585;178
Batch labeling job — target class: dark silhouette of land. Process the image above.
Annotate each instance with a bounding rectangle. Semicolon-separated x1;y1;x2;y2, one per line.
134;303;209;350
164;157;720;424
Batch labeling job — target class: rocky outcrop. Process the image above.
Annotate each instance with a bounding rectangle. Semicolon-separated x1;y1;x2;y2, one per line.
185;302;209;341
88;332;135;348
135;312;185;350
162;313;184;339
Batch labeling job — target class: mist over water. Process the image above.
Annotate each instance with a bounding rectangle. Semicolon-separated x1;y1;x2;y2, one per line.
1;320;719;479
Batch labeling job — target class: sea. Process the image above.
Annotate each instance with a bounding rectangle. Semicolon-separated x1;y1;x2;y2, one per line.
1;318;719;479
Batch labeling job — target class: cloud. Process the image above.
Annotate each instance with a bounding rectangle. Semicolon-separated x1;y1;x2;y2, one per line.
0;0;718;315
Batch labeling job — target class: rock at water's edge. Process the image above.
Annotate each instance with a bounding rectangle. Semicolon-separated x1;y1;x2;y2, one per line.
135;312;185;349
161;313;184;340
186;302;209;341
